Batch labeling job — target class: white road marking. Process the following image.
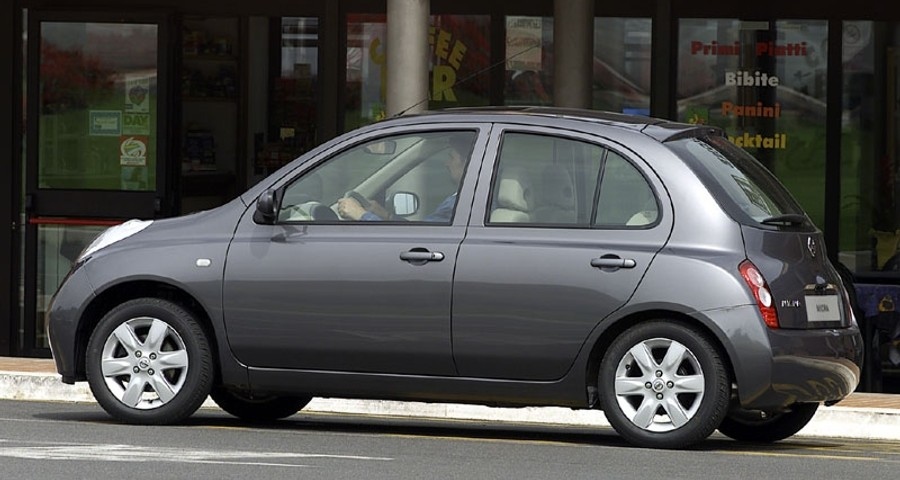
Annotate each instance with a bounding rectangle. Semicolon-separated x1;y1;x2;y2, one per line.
0;443;392;467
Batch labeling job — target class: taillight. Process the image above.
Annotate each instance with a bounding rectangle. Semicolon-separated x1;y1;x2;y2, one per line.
739;260;779;328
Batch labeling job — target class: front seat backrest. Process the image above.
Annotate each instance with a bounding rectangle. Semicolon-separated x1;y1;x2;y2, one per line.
532;165;576;223
490;167;531;223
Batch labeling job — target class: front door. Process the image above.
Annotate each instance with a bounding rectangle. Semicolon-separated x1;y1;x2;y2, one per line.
23;11;173;355
222;127;486;375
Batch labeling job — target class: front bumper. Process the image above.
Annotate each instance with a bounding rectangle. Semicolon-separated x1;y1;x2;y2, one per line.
47;265;96;384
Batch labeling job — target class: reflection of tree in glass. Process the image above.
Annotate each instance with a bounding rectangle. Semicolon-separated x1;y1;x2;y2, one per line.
40;43;114;113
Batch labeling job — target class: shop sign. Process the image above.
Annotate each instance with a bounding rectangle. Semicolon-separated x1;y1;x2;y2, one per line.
123;113;151;136
89;110;122;136
125;74;151;113
119;136;148;166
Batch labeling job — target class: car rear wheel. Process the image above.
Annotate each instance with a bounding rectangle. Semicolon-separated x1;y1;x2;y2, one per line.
210;387;312;421
717;403;819;442
85;298;213;424
599;321;730;449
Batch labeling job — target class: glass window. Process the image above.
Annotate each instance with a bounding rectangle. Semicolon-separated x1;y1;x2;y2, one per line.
677;19;828;228
35;223;108;348
595;151;659;227
38;22;158;191
505;16;554;106
592;18;652;114
345;14;490;130
488;132;605;226
503;16;651;111
278;131;475;223
839;22;900;275
264;17;318;171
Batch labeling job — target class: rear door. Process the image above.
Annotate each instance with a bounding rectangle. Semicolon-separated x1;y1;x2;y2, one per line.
451;126;674;381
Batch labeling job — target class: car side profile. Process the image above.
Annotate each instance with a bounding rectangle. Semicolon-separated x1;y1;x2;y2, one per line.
48;107;863;449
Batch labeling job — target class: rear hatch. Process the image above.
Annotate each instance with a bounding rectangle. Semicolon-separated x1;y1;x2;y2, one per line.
665;133;851;329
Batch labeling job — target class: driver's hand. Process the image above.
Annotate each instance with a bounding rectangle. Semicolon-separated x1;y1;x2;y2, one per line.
367;200;391;220
337;197;367;220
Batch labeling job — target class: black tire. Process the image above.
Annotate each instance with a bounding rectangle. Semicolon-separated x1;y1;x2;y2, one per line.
717;403;819;442
598;320;730;449
211;387;311;421
85;298;214;424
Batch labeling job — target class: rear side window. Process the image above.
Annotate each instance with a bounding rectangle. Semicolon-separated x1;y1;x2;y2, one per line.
666;135;805;224
486;132;659;229
594;151;659;227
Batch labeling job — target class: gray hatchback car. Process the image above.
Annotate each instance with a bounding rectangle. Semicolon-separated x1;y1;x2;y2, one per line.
48;107;862;449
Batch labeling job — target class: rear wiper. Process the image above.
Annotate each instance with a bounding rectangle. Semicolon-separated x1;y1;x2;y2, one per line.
760;213;808;226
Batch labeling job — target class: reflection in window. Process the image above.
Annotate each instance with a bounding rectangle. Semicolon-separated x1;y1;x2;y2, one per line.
505;16;553;106
839;22;900;275
503;16;651;112
344;14;490;131
592;18;652;114
38;22;158;191
676;19;828;228
265;17;319;172
35;223;107;348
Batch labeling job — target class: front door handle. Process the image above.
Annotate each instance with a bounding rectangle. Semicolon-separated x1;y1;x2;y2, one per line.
591;256;636;269
400;249;445;263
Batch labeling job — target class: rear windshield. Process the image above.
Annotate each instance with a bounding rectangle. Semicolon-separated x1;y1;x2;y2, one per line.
665;135;806;226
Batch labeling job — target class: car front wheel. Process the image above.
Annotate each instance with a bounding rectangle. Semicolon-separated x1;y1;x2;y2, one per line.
717;403;819;442
85;298;213;424
211;387;312;421
598;320;730;449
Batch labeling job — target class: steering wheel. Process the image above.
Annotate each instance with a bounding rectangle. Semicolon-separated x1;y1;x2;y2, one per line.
284;201;338;222
345;190;371;209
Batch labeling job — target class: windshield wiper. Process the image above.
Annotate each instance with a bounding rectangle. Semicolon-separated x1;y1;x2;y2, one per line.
760;213;808;226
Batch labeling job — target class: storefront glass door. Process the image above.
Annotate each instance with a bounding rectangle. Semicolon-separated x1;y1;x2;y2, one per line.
22;11;172;355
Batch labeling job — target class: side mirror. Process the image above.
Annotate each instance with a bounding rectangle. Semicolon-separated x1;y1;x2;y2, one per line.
391;192;419;217
254;188;278;224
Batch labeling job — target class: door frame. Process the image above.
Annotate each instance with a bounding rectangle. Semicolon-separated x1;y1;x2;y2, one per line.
21;9;176;356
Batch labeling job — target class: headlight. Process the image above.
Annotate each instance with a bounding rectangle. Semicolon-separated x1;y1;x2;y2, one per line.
78;219;153;262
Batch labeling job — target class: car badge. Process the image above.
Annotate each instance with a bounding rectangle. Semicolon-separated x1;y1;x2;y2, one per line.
807;237;817;258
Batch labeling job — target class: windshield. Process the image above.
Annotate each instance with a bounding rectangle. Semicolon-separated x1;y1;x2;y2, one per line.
666;135;807;226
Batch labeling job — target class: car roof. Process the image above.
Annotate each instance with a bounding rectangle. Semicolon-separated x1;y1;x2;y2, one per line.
375;106;721;143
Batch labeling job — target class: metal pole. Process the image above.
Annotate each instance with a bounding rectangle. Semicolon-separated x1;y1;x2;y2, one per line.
553;0;594;108
386;0;430;117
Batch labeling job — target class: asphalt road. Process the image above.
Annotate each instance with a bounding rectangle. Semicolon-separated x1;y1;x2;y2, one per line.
2;399;900;479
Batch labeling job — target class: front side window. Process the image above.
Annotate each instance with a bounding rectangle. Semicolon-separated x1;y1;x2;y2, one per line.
487;132;658;229
278;131;475;224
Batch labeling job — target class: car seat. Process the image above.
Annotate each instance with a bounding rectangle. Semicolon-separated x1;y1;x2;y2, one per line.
490;167;532;223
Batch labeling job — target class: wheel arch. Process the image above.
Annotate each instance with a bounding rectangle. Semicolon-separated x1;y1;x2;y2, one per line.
72;280;220;383
584;309;737;408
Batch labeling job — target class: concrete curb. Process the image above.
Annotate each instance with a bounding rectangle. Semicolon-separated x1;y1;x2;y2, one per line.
2;370;898;441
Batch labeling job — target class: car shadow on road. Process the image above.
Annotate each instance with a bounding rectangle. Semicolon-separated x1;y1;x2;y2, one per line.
34;406;856;453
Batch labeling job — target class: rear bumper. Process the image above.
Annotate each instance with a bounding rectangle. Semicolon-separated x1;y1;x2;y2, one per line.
745;326;863;409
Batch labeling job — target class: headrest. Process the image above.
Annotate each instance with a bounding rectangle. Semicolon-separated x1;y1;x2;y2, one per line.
495;168;530;211
539;166;574;207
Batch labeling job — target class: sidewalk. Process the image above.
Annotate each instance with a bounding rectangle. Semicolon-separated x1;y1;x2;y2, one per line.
2;356;900;441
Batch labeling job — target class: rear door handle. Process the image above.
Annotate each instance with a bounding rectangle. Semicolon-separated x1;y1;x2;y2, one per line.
591;256;636;269
400;250;445;263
